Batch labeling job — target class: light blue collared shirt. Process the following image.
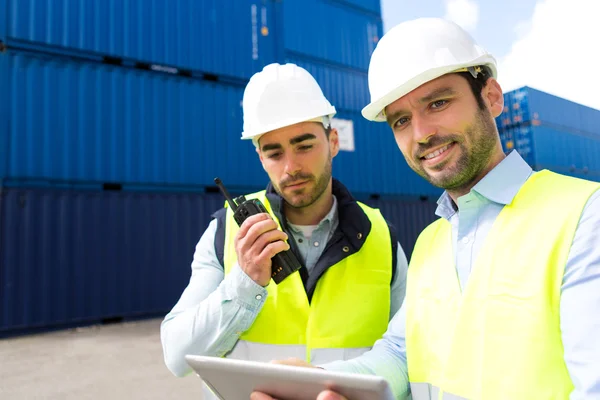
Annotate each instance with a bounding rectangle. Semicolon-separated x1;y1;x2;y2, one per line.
160;195;409;377
324;151;600;400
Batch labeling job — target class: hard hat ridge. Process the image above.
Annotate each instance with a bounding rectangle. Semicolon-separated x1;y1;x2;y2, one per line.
241;63;337;146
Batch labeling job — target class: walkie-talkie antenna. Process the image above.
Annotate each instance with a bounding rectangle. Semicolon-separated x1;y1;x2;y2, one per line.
214;177;238;211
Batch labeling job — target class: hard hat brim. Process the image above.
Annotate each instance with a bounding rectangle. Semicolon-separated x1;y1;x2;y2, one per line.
361;57;498;122
241;107;337;141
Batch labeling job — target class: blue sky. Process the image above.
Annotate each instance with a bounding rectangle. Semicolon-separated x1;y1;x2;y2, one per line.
381;0;537;58
379;0;600;111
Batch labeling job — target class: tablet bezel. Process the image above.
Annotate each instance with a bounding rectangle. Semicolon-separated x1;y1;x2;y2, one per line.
185;355;395;400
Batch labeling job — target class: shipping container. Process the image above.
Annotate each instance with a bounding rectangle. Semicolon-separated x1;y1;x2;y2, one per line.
2;50;441;197
0;187;227;336
333;0;382;14
0;186;435;336
1;0;279;81
498;124;536;166
2;0;381;78
495;86;600;136
0;51;7;182
0;50;267;192
282;0;382;71
285;54;370;113
499;124;600;182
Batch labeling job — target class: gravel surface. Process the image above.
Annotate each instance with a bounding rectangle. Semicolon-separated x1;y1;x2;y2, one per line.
0;318;204;400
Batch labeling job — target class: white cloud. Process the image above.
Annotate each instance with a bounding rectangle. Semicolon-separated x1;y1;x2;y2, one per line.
512;19;532;38
444;0;480;32
498;0;600;111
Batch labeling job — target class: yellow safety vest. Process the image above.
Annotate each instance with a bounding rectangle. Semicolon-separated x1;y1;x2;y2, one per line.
406;170;600;400
223;190;392;364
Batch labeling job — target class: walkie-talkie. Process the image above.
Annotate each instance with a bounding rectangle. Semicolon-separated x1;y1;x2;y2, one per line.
214;177;302;284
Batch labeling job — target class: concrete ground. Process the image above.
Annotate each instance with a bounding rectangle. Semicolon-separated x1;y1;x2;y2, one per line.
0;318;204;399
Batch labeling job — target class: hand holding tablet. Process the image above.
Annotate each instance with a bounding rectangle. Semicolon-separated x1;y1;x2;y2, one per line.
185;355;394;400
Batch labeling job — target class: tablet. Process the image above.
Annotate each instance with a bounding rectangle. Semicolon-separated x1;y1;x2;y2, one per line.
185;355;394;400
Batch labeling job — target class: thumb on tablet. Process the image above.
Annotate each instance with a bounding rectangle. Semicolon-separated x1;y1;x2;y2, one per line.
317;390;348;400
269;358;316;368
250;391;275;400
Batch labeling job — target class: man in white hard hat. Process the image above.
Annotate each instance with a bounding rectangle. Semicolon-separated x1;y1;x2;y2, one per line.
160;63;409;398
251;18;600;400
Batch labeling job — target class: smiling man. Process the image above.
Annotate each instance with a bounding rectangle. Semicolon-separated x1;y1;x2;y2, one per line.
251;18;600;400
160;63;409;399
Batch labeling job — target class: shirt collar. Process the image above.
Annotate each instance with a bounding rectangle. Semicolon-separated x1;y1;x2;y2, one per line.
286;195;338;233
435;151;533;219
324;195;339;225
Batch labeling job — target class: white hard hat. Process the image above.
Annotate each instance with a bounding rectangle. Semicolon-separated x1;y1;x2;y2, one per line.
362;17;498;122
241;63;336;145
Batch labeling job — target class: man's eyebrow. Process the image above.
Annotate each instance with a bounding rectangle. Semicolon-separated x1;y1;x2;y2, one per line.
418;87;457;104
385;87;457;125
261;133;317;152
290;133;317;145
261;143;282;152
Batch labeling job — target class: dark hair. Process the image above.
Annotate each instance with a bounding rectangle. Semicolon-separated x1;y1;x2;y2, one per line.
456;66;492;110
312;121;331;138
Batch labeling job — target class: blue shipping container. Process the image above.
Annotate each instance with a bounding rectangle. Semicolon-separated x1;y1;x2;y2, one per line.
499;124;600;182
0;187;224;335
2;50;441;198
0;186;436;335
2;0;381;77
0;50;267;192
286;54;370;113
495;87;532;128
283;0;382;71
495;86;600;136
1;0;278;81
333;0;382;14
498;124;536;166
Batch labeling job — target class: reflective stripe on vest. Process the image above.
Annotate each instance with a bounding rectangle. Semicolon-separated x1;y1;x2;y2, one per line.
223;190;391;362
410;383;468;400
226;340;371;364
406;170;599;400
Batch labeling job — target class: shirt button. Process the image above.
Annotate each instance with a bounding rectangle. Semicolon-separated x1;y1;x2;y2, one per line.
313;241;319;247
255;294;263;300
298;238;303;243
461;236;470;244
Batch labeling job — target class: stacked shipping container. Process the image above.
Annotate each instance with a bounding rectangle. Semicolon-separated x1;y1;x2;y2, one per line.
3;2;599;336
1;188;224;333
0;187;437;335
0;0;440;195
495;86;600;182
1;0;279;82
0;0;441;336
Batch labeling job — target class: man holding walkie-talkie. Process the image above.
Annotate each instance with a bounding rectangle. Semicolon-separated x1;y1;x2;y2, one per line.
160;63;409;398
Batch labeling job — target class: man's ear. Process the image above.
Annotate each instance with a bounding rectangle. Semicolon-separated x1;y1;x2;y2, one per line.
329;128;340;158
483;78;504;118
